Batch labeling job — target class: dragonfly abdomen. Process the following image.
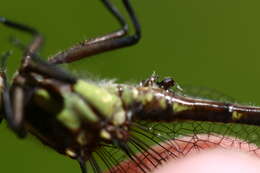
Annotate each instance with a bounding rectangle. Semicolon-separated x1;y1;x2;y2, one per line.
119;86;260;126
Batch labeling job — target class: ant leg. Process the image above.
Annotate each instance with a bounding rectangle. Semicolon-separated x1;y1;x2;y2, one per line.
48;0;141;65
0;51;26;137
140;73;160;87
0;17;43;62
140;73;176;91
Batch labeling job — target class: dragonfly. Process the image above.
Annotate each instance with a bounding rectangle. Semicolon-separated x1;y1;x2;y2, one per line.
1;0;260;173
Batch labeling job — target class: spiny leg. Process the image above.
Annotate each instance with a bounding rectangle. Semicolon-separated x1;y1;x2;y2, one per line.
0;17;77;83
0;51;26;137
0;16;73;132
0;17;43;62
48;0;129;64
75;0;129;45
48;0;141;65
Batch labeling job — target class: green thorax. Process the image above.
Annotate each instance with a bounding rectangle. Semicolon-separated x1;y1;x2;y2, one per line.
33;79;126;132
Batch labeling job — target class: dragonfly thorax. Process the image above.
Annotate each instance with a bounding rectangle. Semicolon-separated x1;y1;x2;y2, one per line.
21;78;130;160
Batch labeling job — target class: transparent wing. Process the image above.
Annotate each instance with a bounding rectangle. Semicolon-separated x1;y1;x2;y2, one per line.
174;84;236;103
89;120;260;173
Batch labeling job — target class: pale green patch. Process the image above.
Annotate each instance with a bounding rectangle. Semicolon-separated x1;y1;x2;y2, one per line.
145;93;154;102
121;87;139;106
66;93;99;122
173;102;192;113
113;110;126;125
103;85;119;96
100;129;111;140
74;80;125;124
57;93;99;130
58;109;80;130
232;111;244;120
159;98;167;109
36;89;50;99
137;92;154;104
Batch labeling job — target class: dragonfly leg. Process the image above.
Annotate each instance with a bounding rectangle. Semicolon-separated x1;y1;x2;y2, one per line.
48;0;141;65
0;16;43;63
24;56;77;84
0;51;26;137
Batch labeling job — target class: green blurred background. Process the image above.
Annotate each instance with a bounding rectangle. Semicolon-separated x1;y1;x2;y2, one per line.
1;0;260;172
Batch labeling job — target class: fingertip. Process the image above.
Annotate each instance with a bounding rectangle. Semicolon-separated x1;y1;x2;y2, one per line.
155;149;260;173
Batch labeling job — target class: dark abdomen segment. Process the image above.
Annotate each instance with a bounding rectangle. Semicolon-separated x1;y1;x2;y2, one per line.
128;87;260;126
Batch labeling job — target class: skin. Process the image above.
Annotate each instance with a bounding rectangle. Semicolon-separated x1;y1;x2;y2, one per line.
110;134;260;173
154;135;260;173
154;149;260;173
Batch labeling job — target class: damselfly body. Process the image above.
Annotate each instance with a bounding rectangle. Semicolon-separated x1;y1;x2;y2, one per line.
1;1;260;173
